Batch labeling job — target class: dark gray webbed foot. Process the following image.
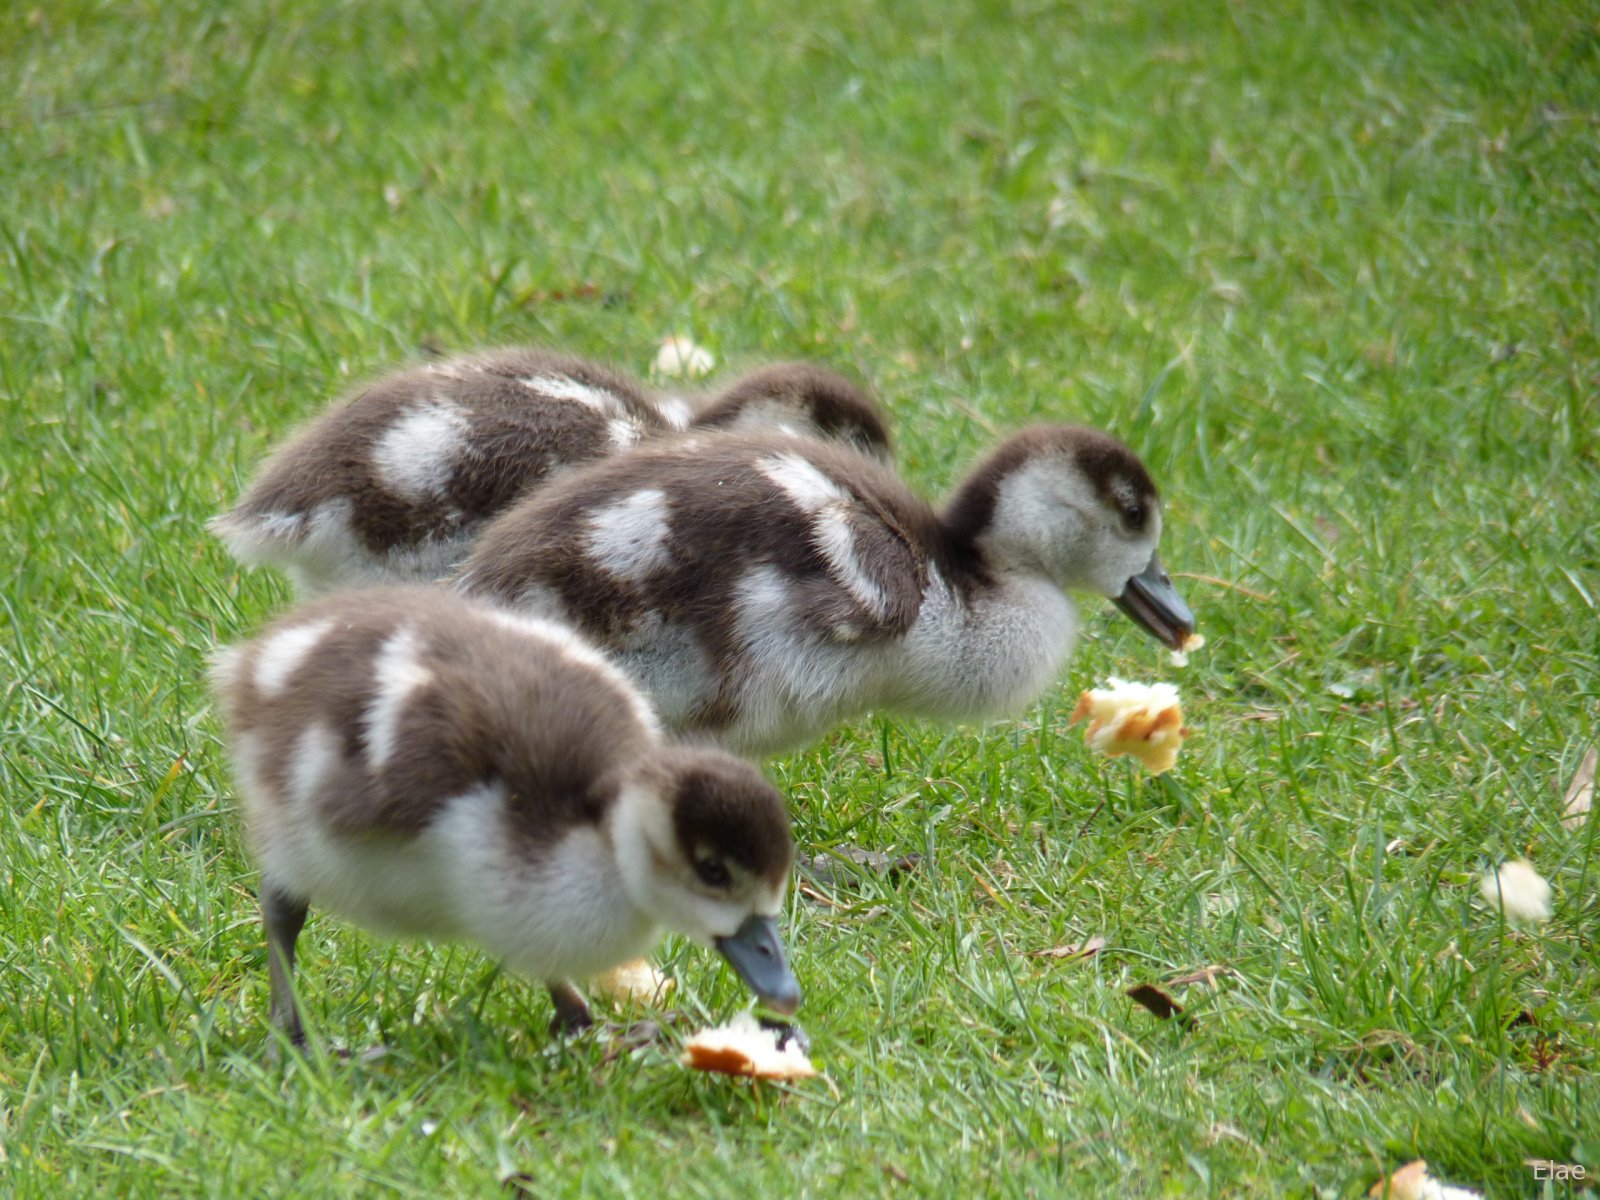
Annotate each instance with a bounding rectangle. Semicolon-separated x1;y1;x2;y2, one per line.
757;1017;811;1055
596;1019;678;1063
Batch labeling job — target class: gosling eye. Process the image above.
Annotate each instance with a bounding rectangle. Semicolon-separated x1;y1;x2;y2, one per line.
1121;499;1147;533
694;858;732;889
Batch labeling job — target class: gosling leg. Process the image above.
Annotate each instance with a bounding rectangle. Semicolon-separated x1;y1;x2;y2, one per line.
263;885;310;1051
546;980;594;1037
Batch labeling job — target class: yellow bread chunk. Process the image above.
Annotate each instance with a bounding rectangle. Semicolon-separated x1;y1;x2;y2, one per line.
1070;677;1187;774
681;1013;817;1080
591;959;675;1008
1368;1159;1482;1200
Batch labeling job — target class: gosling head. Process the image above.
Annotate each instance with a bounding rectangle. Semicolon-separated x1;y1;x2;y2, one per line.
694;362;892;461
613;748;801;1014
946;425;1196;650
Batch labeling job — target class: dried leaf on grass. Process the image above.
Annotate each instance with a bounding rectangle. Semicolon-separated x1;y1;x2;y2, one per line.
597;1019;674;1065
1030;937;1107;960
803;847;922;887
1127;965;1234;1026
1126;983;1187;1023
1167;964;1234;988
1561;747;1596;830
971;870;1004;905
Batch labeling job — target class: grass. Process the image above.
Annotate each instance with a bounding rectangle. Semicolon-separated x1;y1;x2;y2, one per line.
3;0;1598;1194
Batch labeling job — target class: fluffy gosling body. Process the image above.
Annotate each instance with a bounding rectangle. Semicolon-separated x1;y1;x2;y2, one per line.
211;349;889;595
210;586;800;1048
455;425;1194;757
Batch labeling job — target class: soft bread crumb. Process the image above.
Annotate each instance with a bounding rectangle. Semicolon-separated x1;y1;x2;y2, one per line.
1368;1159;1482;1200
591;958;675;1008
1070;677;1187;774
1478;860;1553;925
652;335;715;379
1171;632;1206;668
681;1012;817;1080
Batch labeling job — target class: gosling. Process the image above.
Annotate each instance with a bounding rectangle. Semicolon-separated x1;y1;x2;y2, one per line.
455;425;1194;757
210;586;801;1049
211;348;889;595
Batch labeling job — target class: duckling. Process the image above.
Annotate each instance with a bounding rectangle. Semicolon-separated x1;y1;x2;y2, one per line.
455;425;1195;758
689;361;889;456
210;349;890;596
209;586;800;1049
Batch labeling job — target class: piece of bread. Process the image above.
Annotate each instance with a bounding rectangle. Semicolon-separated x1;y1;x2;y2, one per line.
1368;1159;1482;1200
681;1013;817;1080
1170;631;1206;668
590;958;675;1008
1070;677;1187;775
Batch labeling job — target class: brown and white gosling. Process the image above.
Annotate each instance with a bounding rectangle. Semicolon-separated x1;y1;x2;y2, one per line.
209;586;801;1049
211;348;890;595
455;426;1195;758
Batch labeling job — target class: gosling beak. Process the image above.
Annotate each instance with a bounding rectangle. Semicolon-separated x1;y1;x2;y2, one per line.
1112;552;1195;651
715;914;801;1015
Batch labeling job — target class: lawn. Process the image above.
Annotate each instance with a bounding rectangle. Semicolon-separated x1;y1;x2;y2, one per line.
3;0;1598;1195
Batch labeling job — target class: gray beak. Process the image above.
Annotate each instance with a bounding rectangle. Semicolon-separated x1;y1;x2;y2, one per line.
1112;552;1196;651
715;914;801;1015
